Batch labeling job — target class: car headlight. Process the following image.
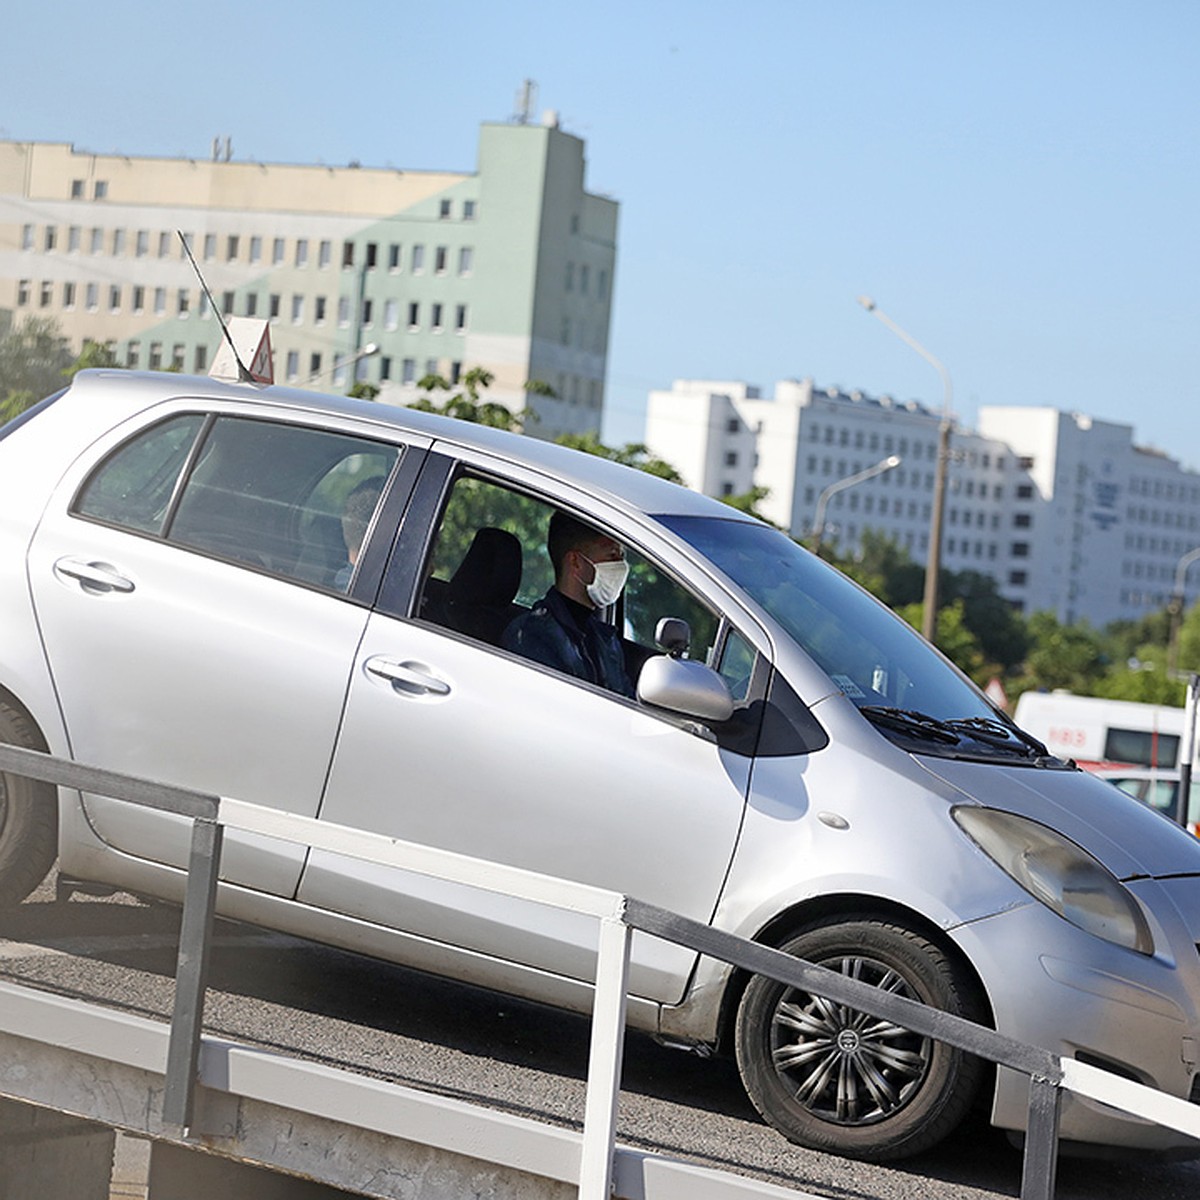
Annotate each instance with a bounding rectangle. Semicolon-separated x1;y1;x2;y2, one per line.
953;806;1154;955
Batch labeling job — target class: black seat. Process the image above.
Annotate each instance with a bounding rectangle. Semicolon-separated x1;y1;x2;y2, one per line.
439;527;523;645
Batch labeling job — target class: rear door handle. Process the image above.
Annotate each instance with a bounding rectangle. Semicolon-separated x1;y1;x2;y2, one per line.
53;557;135;595
364;656;452;697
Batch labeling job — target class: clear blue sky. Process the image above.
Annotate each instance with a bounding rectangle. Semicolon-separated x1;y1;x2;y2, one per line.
4;2;1196;453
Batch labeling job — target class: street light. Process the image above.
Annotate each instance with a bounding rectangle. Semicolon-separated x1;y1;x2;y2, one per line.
809;455;902;555
307;342;380;386
857;297;953;645
1167;546;1200;676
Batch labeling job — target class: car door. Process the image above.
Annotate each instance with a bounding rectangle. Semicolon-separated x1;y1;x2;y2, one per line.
27;402;425;895
297;459;762;1003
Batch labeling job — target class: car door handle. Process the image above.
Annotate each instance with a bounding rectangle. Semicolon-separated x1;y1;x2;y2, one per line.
53;557;136;594
364;656;452;697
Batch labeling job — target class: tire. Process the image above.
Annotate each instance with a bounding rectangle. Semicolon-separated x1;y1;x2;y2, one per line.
734;917;986;1161
0;700;58;907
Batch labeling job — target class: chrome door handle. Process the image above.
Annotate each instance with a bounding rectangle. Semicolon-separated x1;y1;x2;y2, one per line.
53;557;135;594
365;657;452;696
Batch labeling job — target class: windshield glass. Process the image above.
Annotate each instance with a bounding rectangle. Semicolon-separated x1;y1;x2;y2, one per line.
660;515;1058;764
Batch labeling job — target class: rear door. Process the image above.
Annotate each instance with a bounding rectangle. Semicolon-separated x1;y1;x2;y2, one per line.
28;400;425;895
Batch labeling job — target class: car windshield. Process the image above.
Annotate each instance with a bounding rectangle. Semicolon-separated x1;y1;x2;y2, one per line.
661;514;1056;763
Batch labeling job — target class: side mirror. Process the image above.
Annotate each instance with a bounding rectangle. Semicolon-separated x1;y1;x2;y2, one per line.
637;655;735;723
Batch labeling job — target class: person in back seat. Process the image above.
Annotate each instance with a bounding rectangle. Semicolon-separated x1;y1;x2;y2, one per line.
333;478;384;590
502;511;634;698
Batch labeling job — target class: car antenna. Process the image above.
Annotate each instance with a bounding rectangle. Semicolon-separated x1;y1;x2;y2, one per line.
177;230;254;382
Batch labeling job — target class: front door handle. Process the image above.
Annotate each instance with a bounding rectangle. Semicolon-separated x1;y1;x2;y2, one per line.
53;557;135;595
364;656;452;697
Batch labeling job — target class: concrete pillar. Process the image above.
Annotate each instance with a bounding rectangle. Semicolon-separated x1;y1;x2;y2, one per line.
148;1141;357;1199
0;1096;115;1200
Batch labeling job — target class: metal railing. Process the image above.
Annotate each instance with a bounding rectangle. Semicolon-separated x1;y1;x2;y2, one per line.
3;740;1200;1200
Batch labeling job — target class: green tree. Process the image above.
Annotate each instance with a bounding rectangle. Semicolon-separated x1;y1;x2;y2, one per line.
898;598;986;681
347;380;380;401
554;432;684;484
66;338;119;377
720;484;776;524
409;366;548;431
0;316;72;421
1019;611;1107;694
942;570;1030;672
1175;602;1200;675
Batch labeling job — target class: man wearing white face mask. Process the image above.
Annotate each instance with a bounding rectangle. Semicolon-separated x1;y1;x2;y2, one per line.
502;510;635;697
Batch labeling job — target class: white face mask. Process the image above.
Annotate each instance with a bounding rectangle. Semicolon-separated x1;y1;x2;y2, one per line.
582;555;629;608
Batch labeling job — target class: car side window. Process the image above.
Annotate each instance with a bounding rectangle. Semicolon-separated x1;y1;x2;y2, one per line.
74;414;204;534
75;414;400;592
417;472;737;701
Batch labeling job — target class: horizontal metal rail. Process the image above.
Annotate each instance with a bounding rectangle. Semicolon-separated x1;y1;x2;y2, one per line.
4;742;1200;1200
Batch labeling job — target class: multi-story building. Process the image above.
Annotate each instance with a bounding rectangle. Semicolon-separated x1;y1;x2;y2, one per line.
645;378;1200;628
0;115;617;439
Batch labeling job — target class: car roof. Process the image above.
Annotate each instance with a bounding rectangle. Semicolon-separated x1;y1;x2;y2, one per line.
66;369;747;526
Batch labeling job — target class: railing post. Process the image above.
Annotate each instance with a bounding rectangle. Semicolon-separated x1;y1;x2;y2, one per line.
1020;1073;1062;1200
162;815;224;1133
578;911;632;1200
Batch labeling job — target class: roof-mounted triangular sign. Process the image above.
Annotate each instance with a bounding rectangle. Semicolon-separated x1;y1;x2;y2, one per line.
209;317;274;383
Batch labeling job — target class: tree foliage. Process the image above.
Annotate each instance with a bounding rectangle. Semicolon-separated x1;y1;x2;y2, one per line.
408;367;539;431
0;316;72;421
554;432;684;484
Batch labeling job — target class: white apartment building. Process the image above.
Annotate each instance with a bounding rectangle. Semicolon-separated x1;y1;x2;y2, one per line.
0;116;617;440
645;378;1200;628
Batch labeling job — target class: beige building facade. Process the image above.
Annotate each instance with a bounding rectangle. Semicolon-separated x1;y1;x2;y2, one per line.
0;117;618;438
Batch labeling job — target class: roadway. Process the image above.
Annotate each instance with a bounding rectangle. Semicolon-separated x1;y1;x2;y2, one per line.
2;877;1199;1200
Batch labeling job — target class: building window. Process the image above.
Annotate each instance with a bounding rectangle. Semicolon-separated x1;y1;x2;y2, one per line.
314;296;326;324
171;344;185;371
19;224;32;250
203;233;217;260
40;281;54;308
362;298;373;327
65;226;80;253
135;230;149;257
341;241;354;269
1018;455;1035;469
62;281;76;308
249;235;262;263
430;303;443;331
365;243;378;270
268;293;280;319
580;264;590;294
388;243;401;271
126;341;140;368
285;350;299;381
70;179;85;199
222;291;234;316
1016;483;1034;499
272;237;285;264
439;199;452;219
434;246;448;274
1013;512;1032;528
194;345;208;373
379;356;392;381
565;262;575;291
148;342;162;370
315;240;329;269
245;293;258;317
463;200;477;220
153;287;166;315
43;225;58;252
93;180;108;199
158;231;172;258
111;229;125;256
337;296;350;327
384;299;399;330
401;357;416;385
15;279;29;306
1011;542;1030;558
176;289;190;318
454;304;467;332
725;451;738;467
309;352;322;377
456;246;474;276
1009;570;1028;586
291;295;304;324
450;361;462;384
89;227;103;254
225;235;239;262
295;239;309;268
407;301;419;329
411;244;425;273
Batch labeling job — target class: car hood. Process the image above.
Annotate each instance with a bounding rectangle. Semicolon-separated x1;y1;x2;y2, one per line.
915;756;1200;880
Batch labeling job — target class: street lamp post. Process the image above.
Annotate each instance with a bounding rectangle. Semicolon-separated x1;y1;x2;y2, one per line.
857;297;953;645
308;342;380;387
1167;547;1200;677
809;455;902;556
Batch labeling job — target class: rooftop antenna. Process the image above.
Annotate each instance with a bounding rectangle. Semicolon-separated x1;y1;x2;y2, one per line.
177;230;253;382
513;79;538;124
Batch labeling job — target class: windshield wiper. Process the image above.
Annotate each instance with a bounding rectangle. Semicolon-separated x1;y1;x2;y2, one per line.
859;706;962;745
944;716;1062;764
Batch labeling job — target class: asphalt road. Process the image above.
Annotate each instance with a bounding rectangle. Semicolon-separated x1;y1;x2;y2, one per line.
2;879;1200;1200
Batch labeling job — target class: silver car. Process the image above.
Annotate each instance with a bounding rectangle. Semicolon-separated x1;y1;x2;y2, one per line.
3;370;1200;1162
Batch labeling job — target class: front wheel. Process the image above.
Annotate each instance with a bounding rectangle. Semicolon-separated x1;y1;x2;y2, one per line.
0;700;58;907
734;917;986;1161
